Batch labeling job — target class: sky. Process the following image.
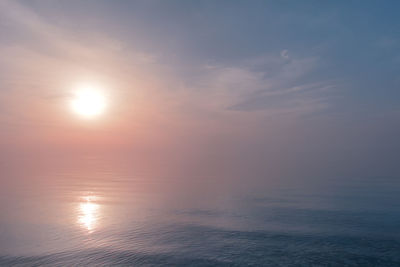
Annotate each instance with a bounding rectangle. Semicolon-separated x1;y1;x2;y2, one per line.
0;0;399;182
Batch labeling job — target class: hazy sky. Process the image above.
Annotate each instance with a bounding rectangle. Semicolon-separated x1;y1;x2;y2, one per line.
1;0;399;180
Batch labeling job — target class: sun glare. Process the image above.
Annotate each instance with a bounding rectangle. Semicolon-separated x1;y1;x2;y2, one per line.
70;84;107;119
78;195;100;232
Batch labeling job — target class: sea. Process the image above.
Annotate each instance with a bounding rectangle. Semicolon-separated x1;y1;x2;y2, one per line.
0;156;399;266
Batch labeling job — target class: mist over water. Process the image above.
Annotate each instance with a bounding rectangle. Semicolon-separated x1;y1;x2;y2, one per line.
1;155;399;266
1;1;400;265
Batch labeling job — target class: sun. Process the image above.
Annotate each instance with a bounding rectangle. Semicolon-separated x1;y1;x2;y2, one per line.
70;83;107;119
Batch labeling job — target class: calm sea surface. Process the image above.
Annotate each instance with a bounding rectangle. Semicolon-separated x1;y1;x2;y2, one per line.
0;157;399;266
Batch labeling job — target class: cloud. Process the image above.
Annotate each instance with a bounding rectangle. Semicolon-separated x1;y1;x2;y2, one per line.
280;49;289;59
0;0;337;137
174;52;335;118
0;0;160;128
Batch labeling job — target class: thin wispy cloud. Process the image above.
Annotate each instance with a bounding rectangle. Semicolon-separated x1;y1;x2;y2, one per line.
0;0;398;180
0;0;337;129
172;51;335;118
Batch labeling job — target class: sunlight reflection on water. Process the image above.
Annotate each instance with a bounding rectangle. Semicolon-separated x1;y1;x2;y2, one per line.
0;164;399;266
77;195;100;232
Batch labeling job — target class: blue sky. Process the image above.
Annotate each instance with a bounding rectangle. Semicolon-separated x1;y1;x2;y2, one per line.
21;0;399;111
0;0;399;179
